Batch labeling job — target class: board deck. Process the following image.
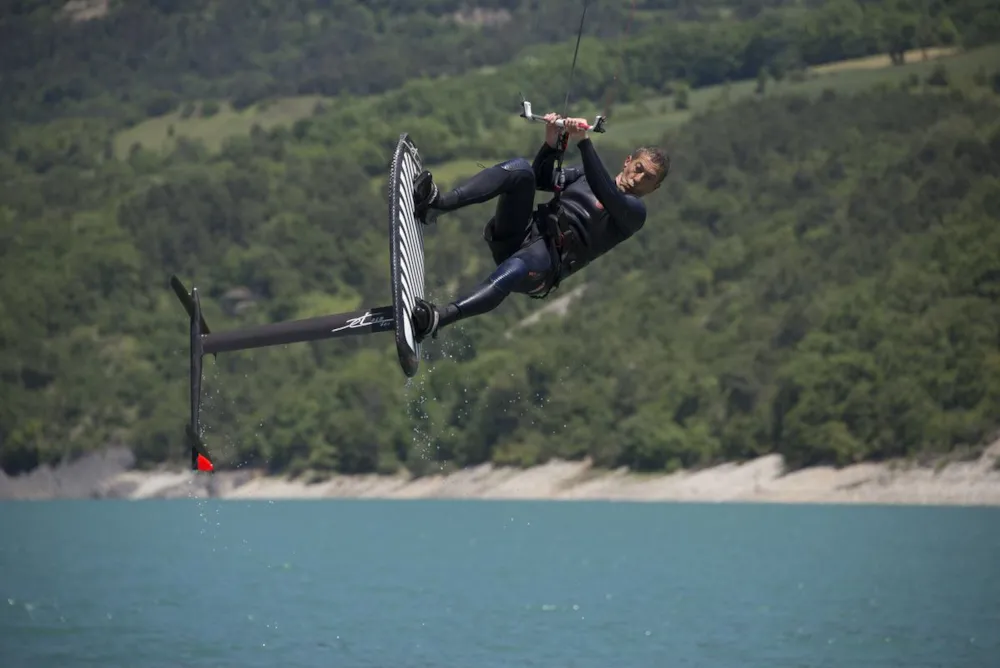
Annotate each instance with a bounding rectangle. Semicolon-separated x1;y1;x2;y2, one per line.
388;133;427;378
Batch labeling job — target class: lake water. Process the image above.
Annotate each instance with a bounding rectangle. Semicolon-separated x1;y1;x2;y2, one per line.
1;499;997;667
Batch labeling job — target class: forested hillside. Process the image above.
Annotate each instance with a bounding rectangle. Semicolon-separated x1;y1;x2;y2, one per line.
2;0;999;477
3;0;995;123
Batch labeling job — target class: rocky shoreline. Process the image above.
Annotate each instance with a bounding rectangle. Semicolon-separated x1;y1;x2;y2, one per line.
3;440;1000;506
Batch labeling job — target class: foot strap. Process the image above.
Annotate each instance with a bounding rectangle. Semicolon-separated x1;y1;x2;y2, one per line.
413;171;440;225
412;299;441;342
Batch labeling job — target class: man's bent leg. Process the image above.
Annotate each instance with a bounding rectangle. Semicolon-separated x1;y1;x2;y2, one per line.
412;239;551;341
414;158;536;228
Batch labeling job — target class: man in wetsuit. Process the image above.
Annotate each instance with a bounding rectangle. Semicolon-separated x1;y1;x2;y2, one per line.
409;113;670;341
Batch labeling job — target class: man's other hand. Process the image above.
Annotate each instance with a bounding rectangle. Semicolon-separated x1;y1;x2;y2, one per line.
543;112;563;147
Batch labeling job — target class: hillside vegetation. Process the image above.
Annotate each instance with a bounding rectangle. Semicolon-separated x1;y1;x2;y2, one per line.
2;0;999;477
0;0;636;123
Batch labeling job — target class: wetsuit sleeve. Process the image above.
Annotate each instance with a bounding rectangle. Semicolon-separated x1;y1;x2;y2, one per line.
576;138;646;233
532;143;584;191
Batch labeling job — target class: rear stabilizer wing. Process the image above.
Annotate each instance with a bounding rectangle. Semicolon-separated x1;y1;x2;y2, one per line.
170;276;215;472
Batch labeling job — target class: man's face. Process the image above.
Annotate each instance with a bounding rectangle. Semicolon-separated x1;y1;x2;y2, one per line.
616;152;663;197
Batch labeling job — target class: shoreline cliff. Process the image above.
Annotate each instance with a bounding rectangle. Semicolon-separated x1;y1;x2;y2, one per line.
3;440;999;506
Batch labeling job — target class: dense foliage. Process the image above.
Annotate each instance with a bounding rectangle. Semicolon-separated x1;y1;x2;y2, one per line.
2;0;999;477
3;0;995;122
0;0;634;123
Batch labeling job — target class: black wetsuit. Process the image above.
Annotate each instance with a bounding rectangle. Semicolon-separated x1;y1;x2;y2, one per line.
426;137;647;332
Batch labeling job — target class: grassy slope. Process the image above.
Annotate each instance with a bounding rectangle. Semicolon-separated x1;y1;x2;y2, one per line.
113;96;327;157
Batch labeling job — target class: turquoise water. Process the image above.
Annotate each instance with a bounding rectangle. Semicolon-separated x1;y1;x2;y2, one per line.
1;500;997;667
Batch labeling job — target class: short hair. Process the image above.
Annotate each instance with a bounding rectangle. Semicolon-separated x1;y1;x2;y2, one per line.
631;146;670;184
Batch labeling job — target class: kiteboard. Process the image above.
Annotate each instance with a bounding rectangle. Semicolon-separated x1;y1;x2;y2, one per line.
169;132;427;471
388;133;427;378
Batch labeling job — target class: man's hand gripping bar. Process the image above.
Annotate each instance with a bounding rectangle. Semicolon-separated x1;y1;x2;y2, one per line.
519;98;607;133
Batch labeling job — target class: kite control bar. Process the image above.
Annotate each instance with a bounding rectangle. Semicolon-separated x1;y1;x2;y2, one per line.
514;0;626;136
519;98;607;133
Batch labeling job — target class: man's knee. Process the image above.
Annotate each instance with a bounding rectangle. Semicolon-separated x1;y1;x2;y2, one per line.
496;157;534;181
